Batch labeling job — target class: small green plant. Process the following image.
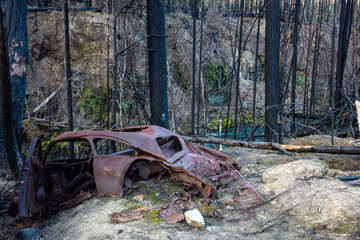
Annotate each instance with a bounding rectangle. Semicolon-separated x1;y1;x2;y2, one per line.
206;117;235;130
145;210;162;223
80;87;108;123
296;74;306;87
206;64;228;92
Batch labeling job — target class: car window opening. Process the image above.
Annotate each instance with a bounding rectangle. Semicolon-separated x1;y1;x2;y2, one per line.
94;139;138;156
44;140;95;201
156;137;182;158
46;140;92;163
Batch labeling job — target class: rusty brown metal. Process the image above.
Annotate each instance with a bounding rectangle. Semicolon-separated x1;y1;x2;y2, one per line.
12;125;263;218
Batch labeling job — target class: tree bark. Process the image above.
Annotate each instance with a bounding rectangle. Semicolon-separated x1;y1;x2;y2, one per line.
309;0;323;113
63;0;73;133
329;1;337;145
196;0;204;135
63;0;74;158
264;0;280;142
303;0;316;113
191;0;197;135
112;4;117;129
290;0;301;137
335;0;354;108
0;6;19;177
147;0;169;128
106;0;111;130
0;0;29;178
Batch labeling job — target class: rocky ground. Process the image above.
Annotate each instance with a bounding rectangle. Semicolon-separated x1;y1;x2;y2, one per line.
1;135;360;240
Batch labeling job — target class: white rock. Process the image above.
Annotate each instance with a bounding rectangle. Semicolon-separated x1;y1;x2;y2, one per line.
184;209;205;228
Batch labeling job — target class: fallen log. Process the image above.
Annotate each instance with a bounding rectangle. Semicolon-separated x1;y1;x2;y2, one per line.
184;137;292;155
284;112;328;120
184;136;360;155
28;117;67;128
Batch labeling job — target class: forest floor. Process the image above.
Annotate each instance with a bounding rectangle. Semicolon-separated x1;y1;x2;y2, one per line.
1;135;360;240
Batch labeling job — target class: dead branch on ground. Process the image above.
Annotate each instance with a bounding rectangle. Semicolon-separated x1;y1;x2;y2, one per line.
185;136;360;155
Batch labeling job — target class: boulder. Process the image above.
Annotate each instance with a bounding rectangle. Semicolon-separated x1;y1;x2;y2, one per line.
263;160;360;231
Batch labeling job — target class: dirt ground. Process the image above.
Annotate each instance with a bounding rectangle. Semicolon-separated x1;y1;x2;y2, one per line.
1;135;360;240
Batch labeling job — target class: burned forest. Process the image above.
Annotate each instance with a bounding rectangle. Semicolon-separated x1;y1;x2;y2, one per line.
1;0;360;239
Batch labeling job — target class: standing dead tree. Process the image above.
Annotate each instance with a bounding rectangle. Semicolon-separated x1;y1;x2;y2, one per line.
309;0;324;113
147;0;169;128
63;0;73;131
329;0;337;145
112;0;118;129
335;0;355;108
264;0;281;142
290;0;301;137
191;0;198;135
0;0;29;178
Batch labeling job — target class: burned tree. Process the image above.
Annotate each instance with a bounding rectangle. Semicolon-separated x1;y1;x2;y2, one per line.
146;0;169;128
335;0;354;108
264;0;280;142
63;0;73;133
0;0;29;178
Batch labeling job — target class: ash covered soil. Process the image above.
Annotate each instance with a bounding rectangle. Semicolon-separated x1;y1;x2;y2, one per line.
1;135;360;240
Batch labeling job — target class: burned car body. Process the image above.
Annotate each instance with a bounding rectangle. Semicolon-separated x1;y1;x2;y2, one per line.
16;125;243;218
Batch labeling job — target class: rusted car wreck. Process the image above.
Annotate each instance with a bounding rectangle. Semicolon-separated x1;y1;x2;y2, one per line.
13;125;262;218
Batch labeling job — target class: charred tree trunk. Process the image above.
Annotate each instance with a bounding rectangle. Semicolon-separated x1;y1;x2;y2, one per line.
112;3;117;129
290;0;301;137
196;0;204;135
278;0;290;143
63;0;74;158
310;0;323;113
329;1;337;145
264;0;280;142
303;0;316;113
147;0;169;128
0;6;19;178
335;0;354;108
63;0;73;133
191;0;198;135
0;0;29;178
106;0;111;130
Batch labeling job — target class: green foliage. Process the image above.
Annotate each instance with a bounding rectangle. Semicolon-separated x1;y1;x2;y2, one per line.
80;87;108;123
206;64;228;92
296;74;305;87
145;210;163;223
206;117;234;130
